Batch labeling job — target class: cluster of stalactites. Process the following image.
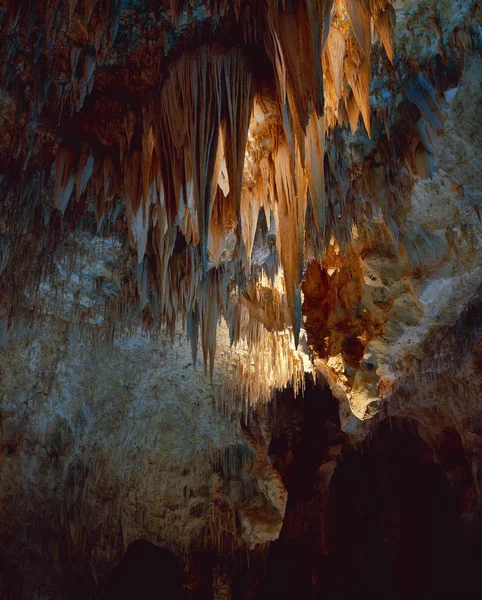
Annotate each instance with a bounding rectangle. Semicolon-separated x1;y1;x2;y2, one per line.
2;0;122;167
322;0;396;133
51;0;395;381
167;0;396;136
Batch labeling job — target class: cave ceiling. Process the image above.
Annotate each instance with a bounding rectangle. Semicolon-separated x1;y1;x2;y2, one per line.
1;0;481;427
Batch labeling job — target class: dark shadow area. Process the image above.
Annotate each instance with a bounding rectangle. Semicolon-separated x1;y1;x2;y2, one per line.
257;376;344;600
256;539;314;600
257;378;479;600
322;419;478;600
182;549;215;600
0;552;23;600
102;539;183;600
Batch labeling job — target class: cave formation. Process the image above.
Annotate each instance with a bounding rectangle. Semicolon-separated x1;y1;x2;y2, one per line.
0;0;481;598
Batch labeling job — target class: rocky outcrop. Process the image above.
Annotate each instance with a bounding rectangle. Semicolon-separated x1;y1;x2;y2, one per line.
0;319;291;597
305;50;482;439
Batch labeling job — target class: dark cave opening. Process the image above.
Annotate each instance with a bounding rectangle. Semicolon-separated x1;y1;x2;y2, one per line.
256;376;344;600
323;419;477;600
102;539;183;600
257;379;478;600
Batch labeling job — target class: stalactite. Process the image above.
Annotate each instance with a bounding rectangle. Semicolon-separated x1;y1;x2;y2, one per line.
0;0;409;397
344;0;372;56
345;37;371;136
346;92;361;133
271;142;306;346
325;26;346;100
372;1;396;63
2;5;482;591
54;146;76;214
305;114;326;239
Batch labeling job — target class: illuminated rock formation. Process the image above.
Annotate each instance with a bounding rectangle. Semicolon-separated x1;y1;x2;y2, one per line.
0;0;481;597
1;0;400;371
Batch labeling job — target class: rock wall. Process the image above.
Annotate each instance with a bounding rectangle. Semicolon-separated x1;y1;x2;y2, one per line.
0;321;290;597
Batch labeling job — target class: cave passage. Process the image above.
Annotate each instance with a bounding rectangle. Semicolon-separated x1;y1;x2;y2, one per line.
102;539;183;600
257;379;478;599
